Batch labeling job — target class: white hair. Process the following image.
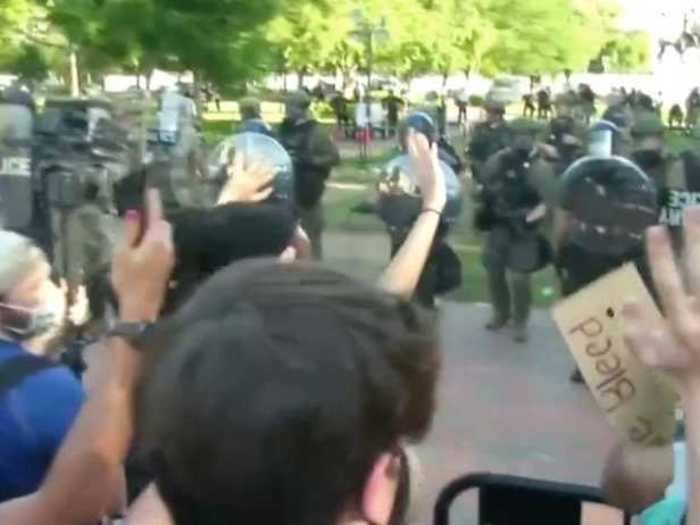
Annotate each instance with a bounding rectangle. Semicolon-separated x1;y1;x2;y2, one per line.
0;231;47;297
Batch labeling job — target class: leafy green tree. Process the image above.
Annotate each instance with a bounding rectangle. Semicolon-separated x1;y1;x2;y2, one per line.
8;44;50;83
596;31;651;72
48;0;307;89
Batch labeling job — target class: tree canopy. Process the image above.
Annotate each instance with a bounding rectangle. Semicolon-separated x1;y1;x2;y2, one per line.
0;0;651;88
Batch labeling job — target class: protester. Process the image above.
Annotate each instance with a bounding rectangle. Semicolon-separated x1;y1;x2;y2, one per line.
0;232;84;503
618;210;700;525
279;91;340;260
0;128;445;525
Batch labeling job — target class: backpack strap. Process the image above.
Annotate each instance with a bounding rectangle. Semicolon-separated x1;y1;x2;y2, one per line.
0;354;59;398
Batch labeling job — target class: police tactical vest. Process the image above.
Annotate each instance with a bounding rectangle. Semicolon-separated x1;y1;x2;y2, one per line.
491;152;541;220
658;151;700;229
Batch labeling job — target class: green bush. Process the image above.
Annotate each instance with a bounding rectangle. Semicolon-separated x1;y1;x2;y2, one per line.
312;100;335;119
469;95;484;107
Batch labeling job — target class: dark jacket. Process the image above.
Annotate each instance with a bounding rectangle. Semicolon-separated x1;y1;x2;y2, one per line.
279;119;340;208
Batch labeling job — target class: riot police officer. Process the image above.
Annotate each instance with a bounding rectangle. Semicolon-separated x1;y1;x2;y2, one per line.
278;91;340;260
544;92;587;176
630;114;700;251
476;119;554;343
154;85;206;210
35;99;123;307
468;90;513;183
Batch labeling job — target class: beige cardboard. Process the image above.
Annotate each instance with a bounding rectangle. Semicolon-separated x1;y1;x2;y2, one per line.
552;263;676;447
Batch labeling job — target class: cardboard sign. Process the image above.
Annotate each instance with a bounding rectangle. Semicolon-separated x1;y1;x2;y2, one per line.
552;263;676;447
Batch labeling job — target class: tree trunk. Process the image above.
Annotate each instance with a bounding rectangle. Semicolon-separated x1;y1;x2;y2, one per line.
145;69;153;93
280;66;288;93
335;68;343;91
69;48;80;97
297;67;308;90
341;67;353;92
192;70;203;115
442;71;449;88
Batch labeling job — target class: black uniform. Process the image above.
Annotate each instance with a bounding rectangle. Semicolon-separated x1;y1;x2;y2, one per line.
468;121;513;183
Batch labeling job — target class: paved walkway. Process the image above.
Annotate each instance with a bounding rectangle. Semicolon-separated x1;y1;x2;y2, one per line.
323;231;622;525
409;303;621;525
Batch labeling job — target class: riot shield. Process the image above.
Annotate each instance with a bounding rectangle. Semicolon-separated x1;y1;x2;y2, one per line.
377;154;463;233
208;132;295;205
148;91;204;208
0;103;34;230
559;155;657;259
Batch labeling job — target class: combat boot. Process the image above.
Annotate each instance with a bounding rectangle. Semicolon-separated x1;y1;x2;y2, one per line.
512;322;528;344
485;315;509;331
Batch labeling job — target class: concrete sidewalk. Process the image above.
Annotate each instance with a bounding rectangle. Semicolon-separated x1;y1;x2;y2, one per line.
410;303;620;525
324;230;621;524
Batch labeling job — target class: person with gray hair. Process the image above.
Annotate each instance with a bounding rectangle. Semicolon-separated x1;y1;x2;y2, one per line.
0;230;84;503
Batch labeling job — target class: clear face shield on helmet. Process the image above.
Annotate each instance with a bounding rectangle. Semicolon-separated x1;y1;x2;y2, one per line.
209;132;295;203
377;154;463;234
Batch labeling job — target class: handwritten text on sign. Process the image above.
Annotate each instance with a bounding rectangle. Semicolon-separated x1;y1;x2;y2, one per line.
552;264;676;447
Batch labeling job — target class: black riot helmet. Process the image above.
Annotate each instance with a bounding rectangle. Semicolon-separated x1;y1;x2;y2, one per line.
208;132;295;203
377;154;462;232
559;145;658;258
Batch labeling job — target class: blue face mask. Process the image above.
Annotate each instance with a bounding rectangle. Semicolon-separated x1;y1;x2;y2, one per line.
0;303;60;341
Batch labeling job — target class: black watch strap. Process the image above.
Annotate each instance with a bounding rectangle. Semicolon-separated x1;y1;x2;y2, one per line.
107;322;154;347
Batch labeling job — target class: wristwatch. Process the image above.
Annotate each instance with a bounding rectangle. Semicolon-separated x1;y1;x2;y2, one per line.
107;321;154;348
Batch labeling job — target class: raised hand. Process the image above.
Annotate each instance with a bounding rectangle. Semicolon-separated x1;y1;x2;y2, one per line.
217;150;275;204
111;189;175;321
406;129;446;212
623;208;700;386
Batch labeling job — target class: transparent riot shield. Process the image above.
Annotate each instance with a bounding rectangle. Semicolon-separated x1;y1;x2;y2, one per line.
0;103;34;229
112;91;155;164
208;132;295;206
147;90;205;208
377;154;463;233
